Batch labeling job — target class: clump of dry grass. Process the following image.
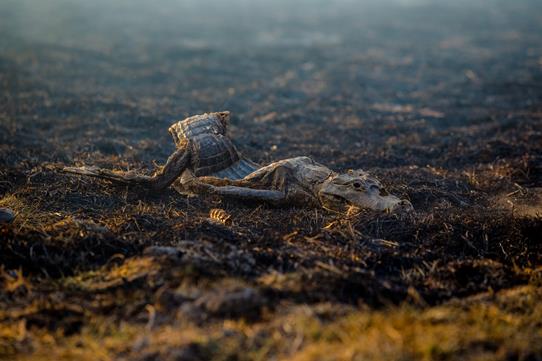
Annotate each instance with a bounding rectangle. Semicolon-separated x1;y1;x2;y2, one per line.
7;285;542;361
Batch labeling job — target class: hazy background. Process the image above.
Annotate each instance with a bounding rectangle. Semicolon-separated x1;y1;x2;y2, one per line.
1;0;541;167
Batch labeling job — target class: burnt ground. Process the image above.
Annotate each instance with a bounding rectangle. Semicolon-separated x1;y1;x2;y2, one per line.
0;0;542;360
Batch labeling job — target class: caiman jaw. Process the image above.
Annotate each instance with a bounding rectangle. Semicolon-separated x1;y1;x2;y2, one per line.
316;172;414;213
374;195;412;212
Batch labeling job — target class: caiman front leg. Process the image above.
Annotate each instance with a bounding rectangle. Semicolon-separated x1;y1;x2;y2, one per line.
179;170;286;204
63;139;191;191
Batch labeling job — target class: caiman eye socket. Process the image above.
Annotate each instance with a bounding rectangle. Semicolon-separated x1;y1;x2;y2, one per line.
353;182;362;189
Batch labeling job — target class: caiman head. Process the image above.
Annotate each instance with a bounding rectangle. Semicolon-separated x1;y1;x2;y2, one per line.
317;170;413;213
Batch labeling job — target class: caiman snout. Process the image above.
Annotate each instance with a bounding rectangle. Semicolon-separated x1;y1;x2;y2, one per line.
391;199;414;212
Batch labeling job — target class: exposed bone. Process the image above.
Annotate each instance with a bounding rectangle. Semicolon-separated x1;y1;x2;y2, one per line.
209;208;233;225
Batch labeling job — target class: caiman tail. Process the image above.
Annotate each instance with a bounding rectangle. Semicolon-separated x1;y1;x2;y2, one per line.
62;144;191;190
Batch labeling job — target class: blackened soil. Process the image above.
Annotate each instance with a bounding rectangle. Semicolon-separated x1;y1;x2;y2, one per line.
0;0;541;359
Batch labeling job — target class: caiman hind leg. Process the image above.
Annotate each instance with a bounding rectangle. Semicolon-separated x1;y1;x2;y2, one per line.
63;139;191;191
193;176;250;187
179;170;286;204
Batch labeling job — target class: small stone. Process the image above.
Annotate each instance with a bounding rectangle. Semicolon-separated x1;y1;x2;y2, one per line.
0;208;15;224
